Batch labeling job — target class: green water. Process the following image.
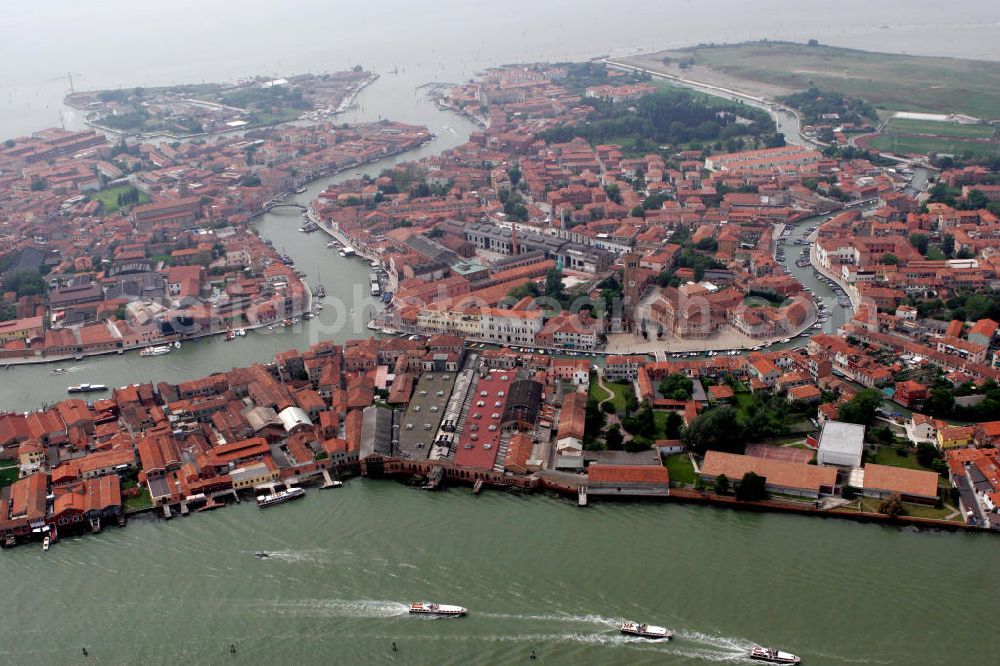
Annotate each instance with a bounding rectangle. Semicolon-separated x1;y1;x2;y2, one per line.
3;480;996;665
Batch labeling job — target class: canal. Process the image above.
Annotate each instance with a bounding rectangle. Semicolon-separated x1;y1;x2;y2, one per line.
0;78;480;413
0;480;996;665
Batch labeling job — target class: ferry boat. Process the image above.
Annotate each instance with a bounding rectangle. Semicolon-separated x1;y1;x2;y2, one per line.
408;602;466;616
139;345;171;357
619;621;672;640
748;646;801;664
255;487;306;508
67;383;108;394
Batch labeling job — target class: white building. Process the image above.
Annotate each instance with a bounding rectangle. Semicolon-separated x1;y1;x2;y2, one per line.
817;420;865;468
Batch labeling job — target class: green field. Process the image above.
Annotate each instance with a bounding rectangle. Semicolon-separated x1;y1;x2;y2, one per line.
675;41;1000;120
662;452;697;486
867;133;1000;159
89;185;150;213
0;459;19;487
884;118;996;139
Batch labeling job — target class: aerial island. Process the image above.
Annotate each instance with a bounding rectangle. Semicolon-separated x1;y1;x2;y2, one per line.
65;67;377;138
2;42;1000;549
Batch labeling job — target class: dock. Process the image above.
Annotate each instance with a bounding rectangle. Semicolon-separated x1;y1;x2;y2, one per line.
319;469;342;489
473;478;484;495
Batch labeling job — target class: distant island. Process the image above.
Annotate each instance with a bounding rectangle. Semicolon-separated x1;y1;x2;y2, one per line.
618;41;1000;161
65;67;377;139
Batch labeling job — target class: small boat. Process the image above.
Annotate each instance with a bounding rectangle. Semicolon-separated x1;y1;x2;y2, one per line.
408;602;466;616
226;331;236;341
253;551;270;559
236;329;247;337
67;383;108;394
174;340;182;349
42;536;50;552
620;621;672;640
748;646;801;664
295;186;307;194
51;368;67;375
256;487;306;508
140;345;172;357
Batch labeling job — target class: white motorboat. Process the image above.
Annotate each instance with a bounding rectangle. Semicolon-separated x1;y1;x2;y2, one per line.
42;536;50;552
408;602;466;616
619;620;672;639
748;646;801;664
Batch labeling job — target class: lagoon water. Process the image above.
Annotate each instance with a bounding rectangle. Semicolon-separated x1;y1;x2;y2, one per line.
2;2;1000;664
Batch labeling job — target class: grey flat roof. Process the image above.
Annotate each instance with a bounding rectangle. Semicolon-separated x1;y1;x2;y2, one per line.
819;420;865;454
396;372;457;460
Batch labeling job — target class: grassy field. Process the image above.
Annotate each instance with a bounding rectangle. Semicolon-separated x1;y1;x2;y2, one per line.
884;117;996;139
857;497;959;521
677;41;1000;119
89;184;150;213
0;460;19;487
867;133;1000;159
662;453;697;486
870;445;934;472
124;487;153;513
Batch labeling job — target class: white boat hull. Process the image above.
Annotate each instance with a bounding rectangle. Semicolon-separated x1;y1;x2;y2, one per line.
620;621;672;639
409;602;466;616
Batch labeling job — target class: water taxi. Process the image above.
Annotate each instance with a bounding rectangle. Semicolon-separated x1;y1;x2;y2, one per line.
408;602;466;616
748;646;801;664
619;620;672;639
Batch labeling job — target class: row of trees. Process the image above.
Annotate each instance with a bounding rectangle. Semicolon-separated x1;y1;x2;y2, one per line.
537;90;779;149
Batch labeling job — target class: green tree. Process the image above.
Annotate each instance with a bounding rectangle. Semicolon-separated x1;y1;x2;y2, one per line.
909;233;929;256
663;411;683;439
736;472;768;501
836;388;881;425
544;268;565;301
658;373;693;401
879;493;904;518
605;424;624;450
713;474;731;495
916;442;942;468
682;407;744;455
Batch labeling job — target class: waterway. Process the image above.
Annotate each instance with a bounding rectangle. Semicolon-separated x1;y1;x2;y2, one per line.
1;481;998;665
3;4;1000;664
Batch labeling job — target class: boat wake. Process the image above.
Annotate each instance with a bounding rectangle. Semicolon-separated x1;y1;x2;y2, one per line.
251;549;327;564
267;598;411;618
473;612;753;661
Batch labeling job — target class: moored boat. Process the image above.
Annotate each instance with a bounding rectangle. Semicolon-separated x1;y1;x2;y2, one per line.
619;620;672;639
255;487;306;508
139;345;171;357
408;602;466;616
748;646;801;664
42;536;50;552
